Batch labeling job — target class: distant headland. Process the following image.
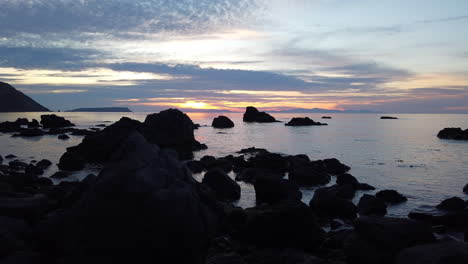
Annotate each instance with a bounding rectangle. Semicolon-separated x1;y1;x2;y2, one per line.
66;107;132;112
0;82;49;112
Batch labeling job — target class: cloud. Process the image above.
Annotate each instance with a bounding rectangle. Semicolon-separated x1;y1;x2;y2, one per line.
0;0;263;36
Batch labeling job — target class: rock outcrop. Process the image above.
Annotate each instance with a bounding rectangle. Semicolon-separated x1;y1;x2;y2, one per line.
40;114;75;128
212;116;235;128
243;106;277;123
285;117;327;126
0;82;49;112
437;127;468;140
63;132;220;264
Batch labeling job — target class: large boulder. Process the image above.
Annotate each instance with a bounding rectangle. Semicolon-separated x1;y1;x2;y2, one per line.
357;194;387;216
436;197;466;211
464;183;468;194
202;168;241;202
309;185;357;219
235;200;325;251
344;217;435;264
242;106;277;123
395;241;468;264
212;116;234;128
254;176;301;204
289;164;331;186
58;151;85;171
437;127;468;140
285;117;327;126
40;114;75;128
63;132;219;264
142;109;207;158
376;190;407;204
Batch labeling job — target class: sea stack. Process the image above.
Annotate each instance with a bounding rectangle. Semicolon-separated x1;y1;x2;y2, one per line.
212;116;235;128
0;82;49;112
243;106;277;123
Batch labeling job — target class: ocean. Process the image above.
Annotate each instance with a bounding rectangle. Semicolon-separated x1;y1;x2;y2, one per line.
1;112;467;218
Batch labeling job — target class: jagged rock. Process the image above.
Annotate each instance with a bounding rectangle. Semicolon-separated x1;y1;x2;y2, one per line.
254;176;301;204
58;134;70;140
0;82;49;112
235;200;325;251
28;119;40;128
285;117;327;126
58;151;85;171
376;190;407;204
436;197;466;211
40;114;75;128
242;106;277;123
395;241;468;264
437;127;468;140
309;185;357;219
321;158;350;175
202;168;241;202
63;132;219;264
357;194;387;216
212;116;235;128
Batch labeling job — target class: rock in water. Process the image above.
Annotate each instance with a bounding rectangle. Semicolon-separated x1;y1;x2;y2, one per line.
40;114;75;128
202;168;241;201
143;109;207;158
242;106;277;123
357;194;387;216
212;116;235;128
464;183;468;194
285;117;327;126
63;132;219;264
376;190;407;204
381;116;398;119
0;82;49;112
437;127;468;140
436;197;466;211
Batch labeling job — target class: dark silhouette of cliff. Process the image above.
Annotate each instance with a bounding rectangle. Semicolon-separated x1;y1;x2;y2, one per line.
0;82;49;112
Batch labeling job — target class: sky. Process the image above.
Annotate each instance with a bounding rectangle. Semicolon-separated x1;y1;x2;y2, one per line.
0;0;467;113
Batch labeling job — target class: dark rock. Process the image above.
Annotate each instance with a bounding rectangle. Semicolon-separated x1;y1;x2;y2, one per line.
285;117;327;126
25;164;43;175
358;183;376;190
28;119;40;128
40;114;75;128
200;156;233;172
322;158;351;175
463;183;468;194
12;128;45;137
336;173;359;188
395;241;468;264
381;116;398;119
247;152;289;174
436;197;466;211
202;168;241;202
0;82;49;112
235;168;283;183
376;190;407;204
236;200;325;250
58;134;70;140
237;147;269;155
212;116;235;128
36;177;53;186
242;106;277;123
9;160;28;170
50;171;70;179
357;194;387;216
143;108;206;157
186;160;206;173
0;155;2;164
432;211;468;228
322;116;332;119
36;159;52;170
437;127;468;140
63;132;219;264
254;176;301;204
70;128;95;136
0;194;51;221
289;164;331;186
344;217;435;264
310;185;357;219
95;124;107;127
5;155;16;159
0;216;33;259
58;151;85;171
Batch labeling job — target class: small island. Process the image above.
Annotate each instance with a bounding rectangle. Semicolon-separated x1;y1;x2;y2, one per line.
66;107;132;112
381;116;398;119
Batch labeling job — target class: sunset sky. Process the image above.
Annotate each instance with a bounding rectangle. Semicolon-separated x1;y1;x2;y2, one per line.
0;0;467;113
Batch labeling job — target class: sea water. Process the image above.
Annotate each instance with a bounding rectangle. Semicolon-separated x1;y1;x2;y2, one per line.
1;112;467;217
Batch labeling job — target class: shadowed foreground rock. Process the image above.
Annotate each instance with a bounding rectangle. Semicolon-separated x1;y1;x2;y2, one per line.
40;114;75;128
212;116;235;128
437;127;468;140
395;241;468;264
243;106;277;123
64;132;219;264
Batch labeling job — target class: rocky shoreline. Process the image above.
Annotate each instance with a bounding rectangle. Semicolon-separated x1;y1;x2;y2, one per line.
0;109;467;263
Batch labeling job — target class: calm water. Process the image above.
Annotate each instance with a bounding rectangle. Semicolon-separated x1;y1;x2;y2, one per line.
1;112;467;217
